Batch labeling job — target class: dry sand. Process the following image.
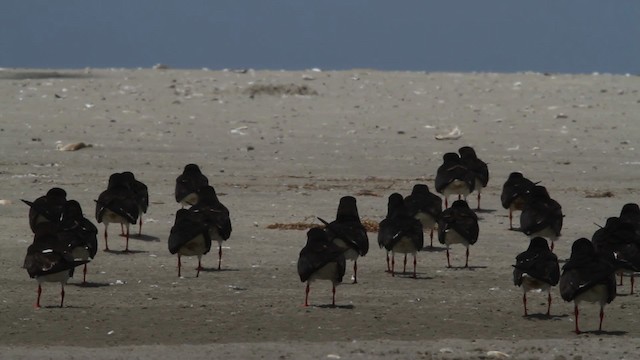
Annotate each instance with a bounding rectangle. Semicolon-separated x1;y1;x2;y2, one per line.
1;68;639;359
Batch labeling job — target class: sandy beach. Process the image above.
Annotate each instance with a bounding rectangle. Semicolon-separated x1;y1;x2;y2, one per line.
1;68;639;359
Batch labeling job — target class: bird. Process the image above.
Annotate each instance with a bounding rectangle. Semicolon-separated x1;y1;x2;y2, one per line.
377;193;424;278
513;237;560;316
175;163;210;207
297;227;346;307
438;199;479;268
168;208;212;277
95;172;140;252
319;196;369;284
22;187;67;232
121;171;149;236
23;222;88;308
404;184;442;248
619;203;640;236
190;185;232;270
559;238;617;334
500;172;536;230
592;217;640;294
458;146;489;210
519;185;563;251
435;152;475;208
57;200;98;284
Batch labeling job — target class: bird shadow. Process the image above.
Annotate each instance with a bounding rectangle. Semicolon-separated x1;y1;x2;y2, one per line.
198;267;240;273
508;227;524;232
39;304;91;309
446;265;488;271
71;281;111;288
421;246;447;253
129;234;161;242
474;208;497;214
389;272;433;280
524;313;569;320
103;249;147;255
313;304;355;310
579;330;628;336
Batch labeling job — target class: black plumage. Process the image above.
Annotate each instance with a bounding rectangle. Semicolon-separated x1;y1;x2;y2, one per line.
378;193;424;278
168;208;212;277
404;184;442;248
559;238;617;334
58;200;98;284
297;227;346;306
435;152;475;208
121;171;149;236
592;217;640;294
519;185;563;251
190;185;232;270
320;196;369;283
95;172;140;252
438;199;479;268
513;237;560;316
22;187;67;232
458;146;489;210
500;172;536;230
175;163;210;207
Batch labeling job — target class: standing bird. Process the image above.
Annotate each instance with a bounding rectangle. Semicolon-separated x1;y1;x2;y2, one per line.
22;187;68;232
175;163;210;207
58;200;98;284
191;186;232;270
95;172;139;252
520;185;563;251
458;146;489;210
592;217;640;294
23;222;88;308
435;152;475;208
438;200;479;268
619;203;640;236
560;238;617;334
404;184;442;248
378;193;424;278
319;196;369;284
513;237;560;316
297;227;346;307
501;172;536;230
168;208;212;277
121;171;149;236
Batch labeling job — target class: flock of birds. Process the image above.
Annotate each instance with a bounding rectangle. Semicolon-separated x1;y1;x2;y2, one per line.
20;146;640;335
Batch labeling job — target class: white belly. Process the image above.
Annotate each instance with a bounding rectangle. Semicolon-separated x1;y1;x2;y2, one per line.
103;209;130;225
180;193;198;207
178;235;208;256
392;237;418;254
333;238;359;261
71;246;91;261
209;228;224;242
443;229;469;246
37;270;71;284
309;262;340;283
575;284;608;306
474;178;484;193
443;180;471;198
414;213;437;230
529;228;558;241
521;274;551;293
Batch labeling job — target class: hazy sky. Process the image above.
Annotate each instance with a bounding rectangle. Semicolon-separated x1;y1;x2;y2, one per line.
2;1;639;74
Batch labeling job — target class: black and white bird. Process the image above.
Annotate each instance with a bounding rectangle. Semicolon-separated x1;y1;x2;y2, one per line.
435;152;475;208
121;171;149;236
513;237;560;316
95;172;140;252
297;227;346;307
438;199;479;268
190;185;232;270
23;222;88;308
175;163;210;207
377;193;424;278
404;184;442;248
501;172;536;230
560;238;617;334
520;185;563;251
168;208;212;277
592;217;640;294
57;200;98;284
22;187;67;232
319;196;369;284
458;146;489;210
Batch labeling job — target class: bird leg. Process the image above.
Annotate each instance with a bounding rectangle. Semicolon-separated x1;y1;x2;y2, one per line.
403;254;407;274
429;229;434;248
446;247;451;268
83;264;88;284
124;224;130;252
36;284;42;308
385;252;390;272
523;293;528;316
477;192;481;210
138;216;143;236
547;291;552;316
509;209;513;230
352;260;358;284
120;223;125;236
465;247;470;268
104;225;110;251
445;197;449;209
413;254;417;279
574;305;581;334
218;244;222;270
332;284;336;307
60;283;65;308
618;272;624;286
550;241;555;252
304;283;310;307
177;254;182;277
391;253;396;277
631;273;635;294
599;306;604;331
196;255;203;277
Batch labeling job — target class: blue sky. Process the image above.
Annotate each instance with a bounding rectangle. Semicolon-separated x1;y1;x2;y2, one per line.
2;1;639;73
